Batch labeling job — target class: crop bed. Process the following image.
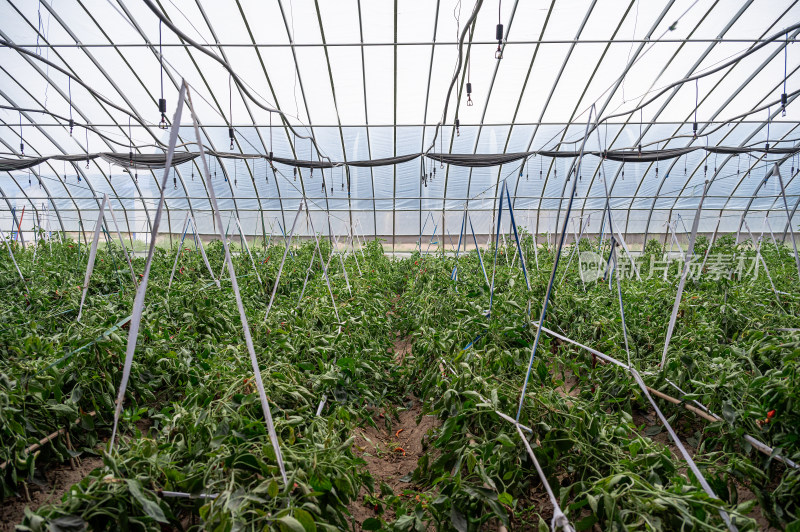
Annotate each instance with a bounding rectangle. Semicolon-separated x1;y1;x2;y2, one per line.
1;233;799;531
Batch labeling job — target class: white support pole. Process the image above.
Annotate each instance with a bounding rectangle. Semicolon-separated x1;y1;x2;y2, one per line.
742;219;783;304
111;83;186;451
773;164;800;280
699;216;721;274
306;211;342;332
297;238;320;307
77;195;108;322
186;85;287;484
192;216;220;287
660;181;710;369
168;212;191;289
236;217;263;287
0;227;28;294
265;202;304;321
106;196;137;287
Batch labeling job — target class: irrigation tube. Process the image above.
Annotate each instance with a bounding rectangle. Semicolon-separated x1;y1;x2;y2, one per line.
516;107;595;423
187;85;288;485
504;181;531;291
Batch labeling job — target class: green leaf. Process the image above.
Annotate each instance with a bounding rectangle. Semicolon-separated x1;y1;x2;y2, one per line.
277;516;306;532
575;515;598;531
496;433;515;447
48;403;77;417
644;425;663;436
450;506;467;532
721;402;737;424
268;480;279;498
361;518;382;531
498;492;513;506
394;515;415;531
125;480;168;524
49;515;87;532
293;508;317;532
537;516;550;532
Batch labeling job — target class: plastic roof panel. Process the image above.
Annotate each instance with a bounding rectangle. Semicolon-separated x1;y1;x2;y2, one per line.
0;0;798;244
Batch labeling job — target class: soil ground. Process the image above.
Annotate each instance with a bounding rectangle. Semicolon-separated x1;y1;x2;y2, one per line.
0;454;103;532
347;336;441;531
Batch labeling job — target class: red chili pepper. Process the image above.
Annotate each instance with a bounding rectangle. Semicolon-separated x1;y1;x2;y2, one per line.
767;410;776;419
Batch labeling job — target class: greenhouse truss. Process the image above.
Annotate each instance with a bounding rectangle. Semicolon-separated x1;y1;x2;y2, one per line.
4;2;800;531
1;0;799;249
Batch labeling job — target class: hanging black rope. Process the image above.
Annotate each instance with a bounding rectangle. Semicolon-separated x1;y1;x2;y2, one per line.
68;76;74;135
783;32;789;117
693;79;698;139
495;0;503;59
228;73;235;150
158;20;167;129
18;111;24;155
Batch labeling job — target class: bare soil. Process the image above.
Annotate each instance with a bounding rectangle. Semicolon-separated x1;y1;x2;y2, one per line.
0;454;103;532
348;397;439;530
348;336;440;531
390;334;413;365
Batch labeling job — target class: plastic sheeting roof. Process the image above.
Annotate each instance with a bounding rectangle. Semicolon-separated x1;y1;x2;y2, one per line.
0;0;799;243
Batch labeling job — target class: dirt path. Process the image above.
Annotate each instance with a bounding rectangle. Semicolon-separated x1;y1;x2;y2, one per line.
348;396;439;530
347;336;440;530
0;455;103;532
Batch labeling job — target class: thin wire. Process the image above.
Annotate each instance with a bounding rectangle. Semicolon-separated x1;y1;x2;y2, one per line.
622;0;640;103
159;20;164;101
785;32;788;97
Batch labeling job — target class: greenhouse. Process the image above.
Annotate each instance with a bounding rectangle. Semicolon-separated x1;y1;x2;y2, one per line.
1;0;799;530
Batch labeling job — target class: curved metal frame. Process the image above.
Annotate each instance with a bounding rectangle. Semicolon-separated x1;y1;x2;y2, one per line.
0;0;798;246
